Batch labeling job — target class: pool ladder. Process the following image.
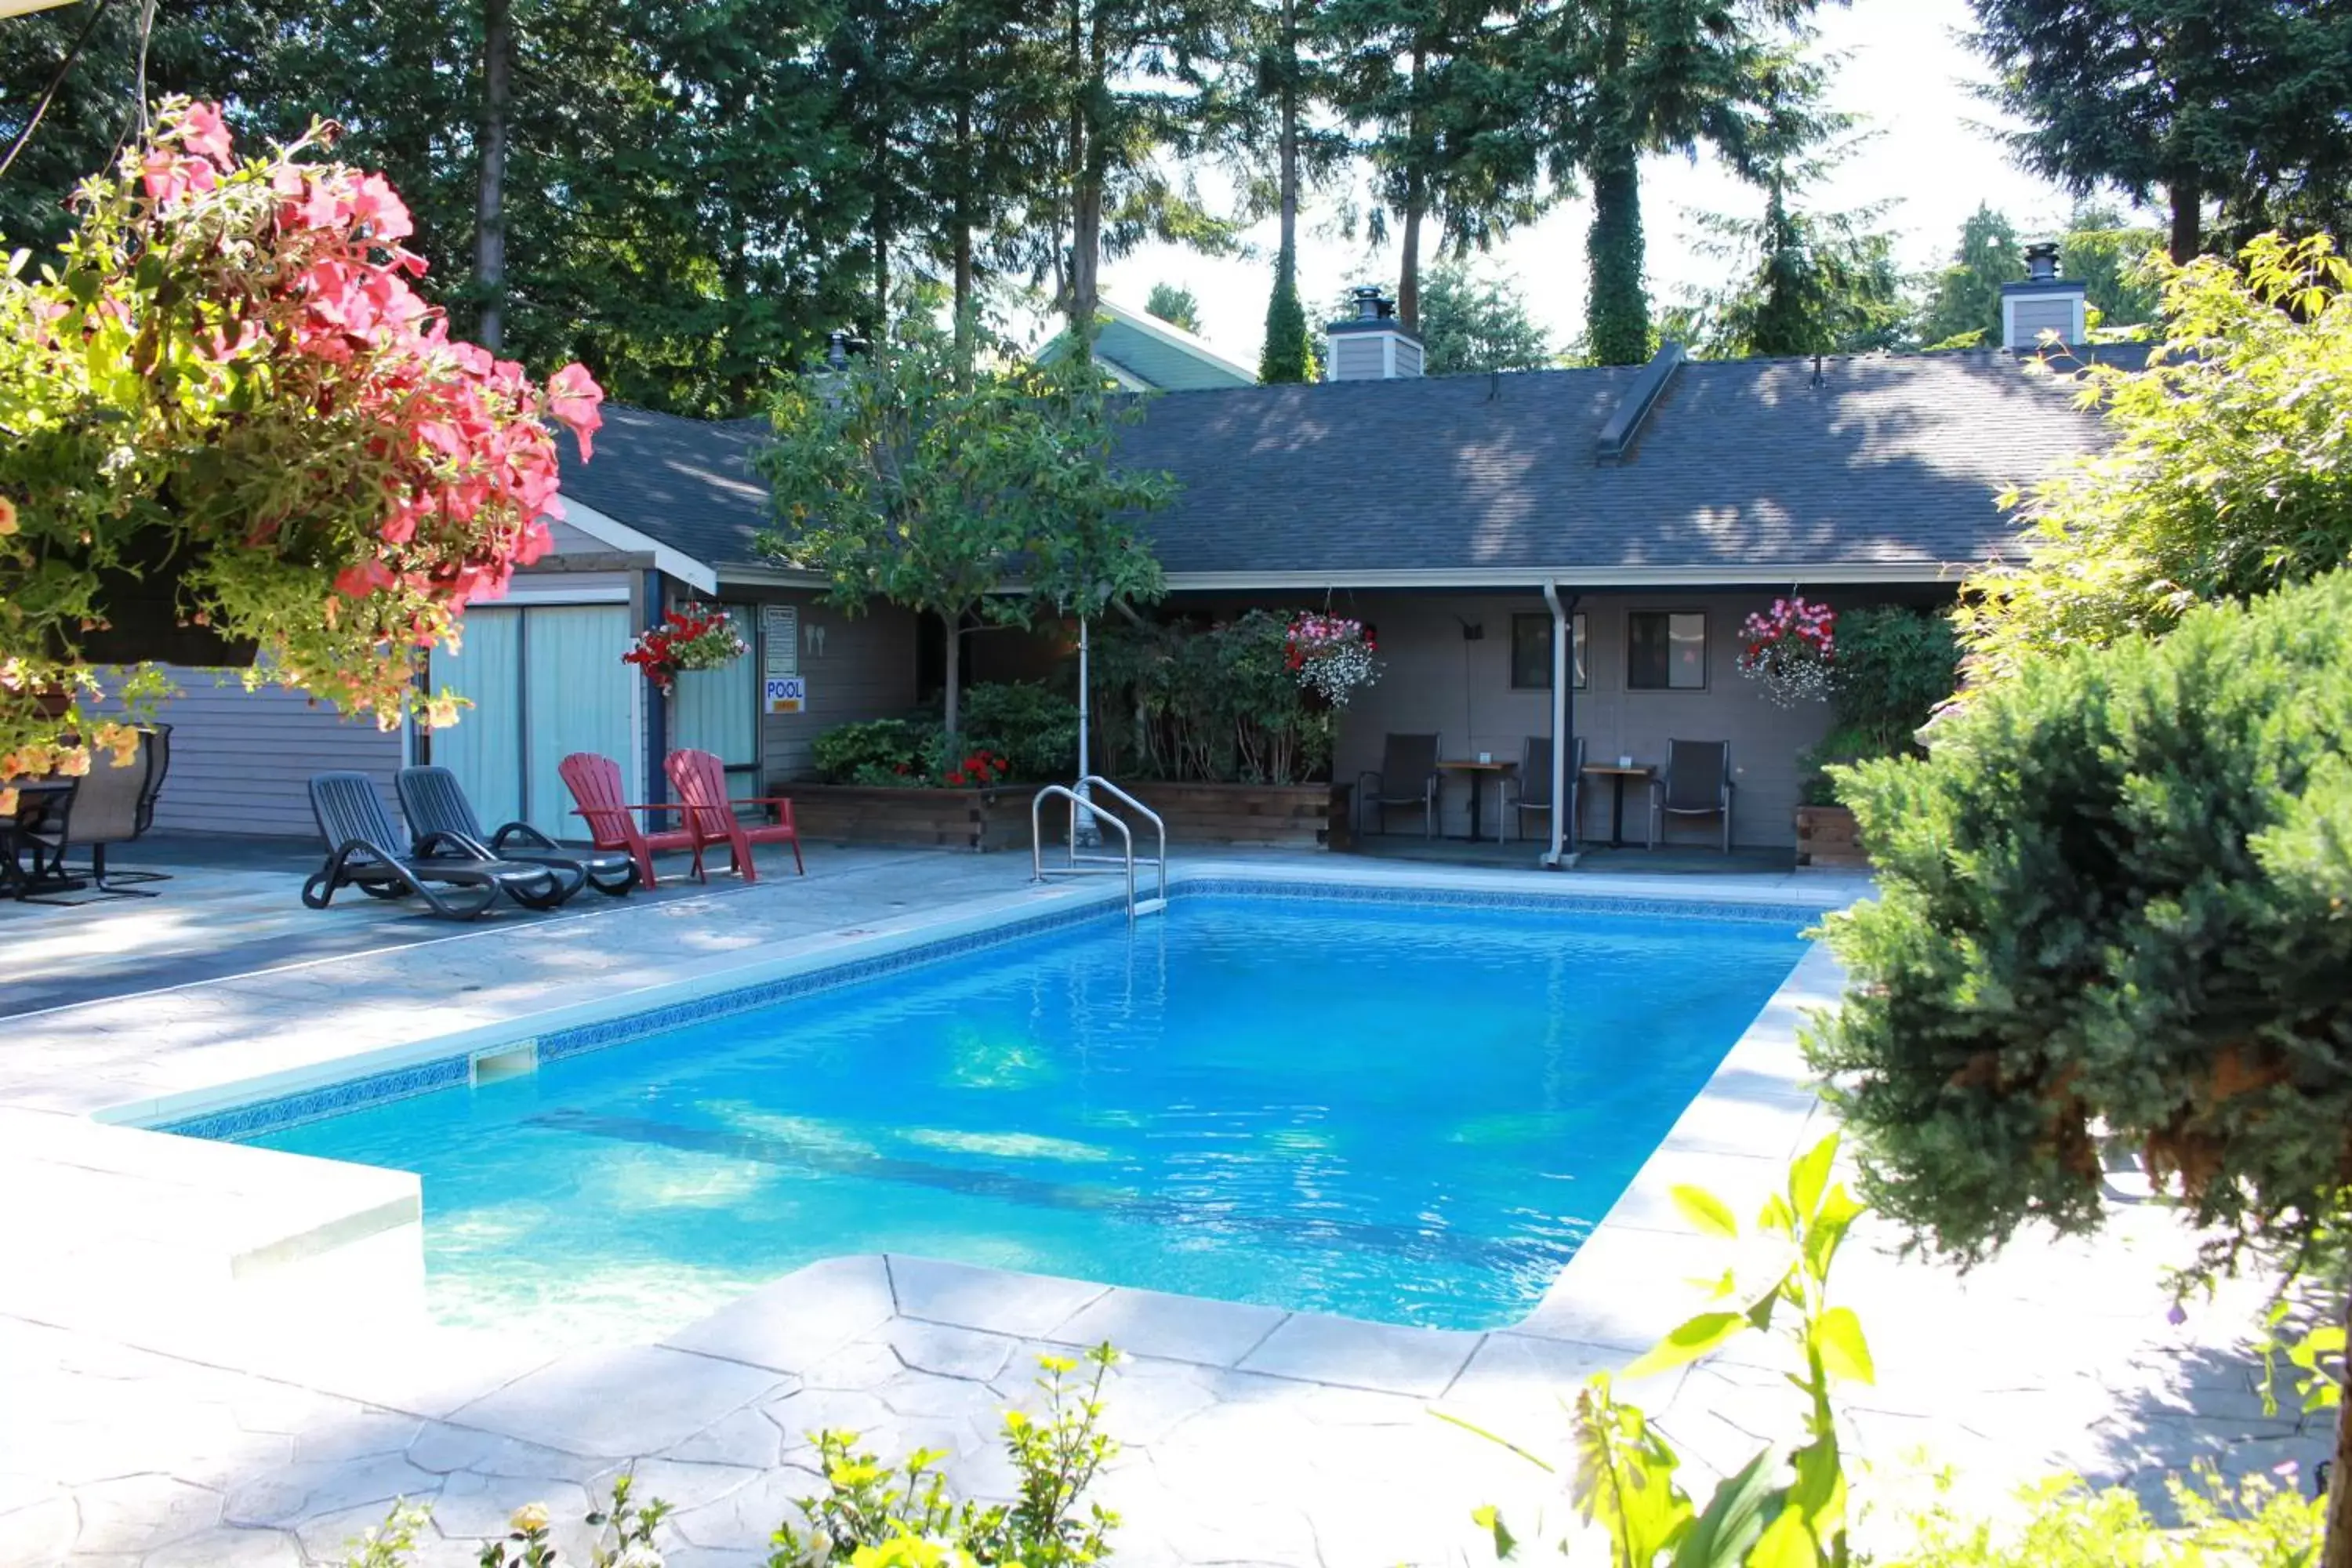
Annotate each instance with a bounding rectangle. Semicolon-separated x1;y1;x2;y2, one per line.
1031;776;1167;920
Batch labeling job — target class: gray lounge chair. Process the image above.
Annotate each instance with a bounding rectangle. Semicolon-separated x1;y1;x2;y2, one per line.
303;772;572;919
396;765;637;898
1506;735;1583;847
1649;739;1734;852
1358;732;1443;839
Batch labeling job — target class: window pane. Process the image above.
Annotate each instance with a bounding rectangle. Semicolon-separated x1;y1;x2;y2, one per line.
1511;614;1549;688
1628;612;1669;688
1572;614;1587;690
1668;612;1706;688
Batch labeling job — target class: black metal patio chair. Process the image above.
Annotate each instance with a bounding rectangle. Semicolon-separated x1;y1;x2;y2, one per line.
1505;735;1583;847
1358;732;1442;839
303;772;573;920
1649;739;1735;852
396;765;637;898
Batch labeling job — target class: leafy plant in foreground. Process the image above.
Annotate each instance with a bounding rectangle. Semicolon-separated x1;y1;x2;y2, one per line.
768;1344;1121;1567
1467;1133;1875;1566
1882;1465;2320;1567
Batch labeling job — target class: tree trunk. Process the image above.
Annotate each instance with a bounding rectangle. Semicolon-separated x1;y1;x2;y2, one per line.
1278;0;1298;259
1585;146;1648;365
942;608;963;750
953;91;975;358
1065;0;1104;345
2326;1285;2352;1568
474;0;512;350
2169;176;2201;266
1398;197;1423;331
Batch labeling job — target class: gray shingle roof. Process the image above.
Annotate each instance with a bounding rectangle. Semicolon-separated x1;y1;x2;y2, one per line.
1115;347;2145;582
559;347;2147;585
557;405;775;572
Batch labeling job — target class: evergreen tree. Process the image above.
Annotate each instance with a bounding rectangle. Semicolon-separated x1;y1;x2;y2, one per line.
1145;282;1204;332
1545;0;1831;365
1321;0;1547;330
2057;201;2166;329
1969;0;2352;263
1415;260;1552;372
1259;239;1317;380
1918;203;2024;349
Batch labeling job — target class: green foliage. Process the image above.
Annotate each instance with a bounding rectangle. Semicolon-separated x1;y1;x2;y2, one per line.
1960;234;2352;684
757;318;1168;745
1471;1133;1875;1567
813;718;941;785
336;1502;433;1568
1805;569;2352;1273
1091;610;1334;784
336;1475;673;1568
1883;1466;2321;1566
767;1346;1121;1567
1585;154;1651;367
1417;260;1554;374
1260;240;1318;383
1918;205;2024;348
1966;0;2352;259
1145;282;1204;335
1797;606;1959;804
2060;226;2166;329
960;681;1081;783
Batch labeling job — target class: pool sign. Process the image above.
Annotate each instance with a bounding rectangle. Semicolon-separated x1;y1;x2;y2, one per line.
764;675;808;714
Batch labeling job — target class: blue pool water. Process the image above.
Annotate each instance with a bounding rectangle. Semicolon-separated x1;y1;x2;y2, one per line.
248;896;1807;1341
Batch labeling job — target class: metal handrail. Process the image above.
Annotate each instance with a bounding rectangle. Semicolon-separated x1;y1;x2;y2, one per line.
1074;775;1167;906
1032;783;1137;920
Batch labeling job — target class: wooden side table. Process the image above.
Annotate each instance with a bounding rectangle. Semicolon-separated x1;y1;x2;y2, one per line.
1437;759;1515;843
1580;764;1653;848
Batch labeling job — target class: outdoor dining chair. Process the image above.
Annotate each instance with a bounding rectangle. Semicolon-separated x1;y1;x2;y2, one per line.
557;751;705;889
1357;732;1442;839
665;747;804;882
1649;739;1735;852
1505;735;1583;847
59;727;171;895
303;772;574;919
397;765;637;898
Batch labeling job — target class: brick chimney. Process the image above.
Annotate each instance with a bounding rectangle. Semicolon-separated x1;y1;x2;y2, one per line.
1325;286;1424;380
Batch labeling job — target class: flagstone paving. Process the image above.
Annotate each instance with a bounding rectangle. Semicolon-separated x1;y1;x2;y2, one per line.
0;850;2328;1565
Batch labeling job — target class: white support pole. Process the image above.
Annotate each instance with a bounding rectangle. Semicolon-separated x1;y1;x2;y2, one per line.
1541;580;1570;870
1074;614;1100;848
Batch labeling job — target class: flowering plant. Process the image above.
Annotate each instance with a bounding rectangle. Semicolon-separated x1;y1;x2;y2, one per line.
1736;596;1836;706
0;97;604;800
1283;612;1381;707
942;748;1012;788
622;605;747;694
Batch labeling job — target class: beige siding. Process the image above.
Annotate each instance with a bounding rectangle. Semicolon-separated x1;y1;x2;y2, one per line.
136;667;403;838
704;586;922;785
1198;590;1928;849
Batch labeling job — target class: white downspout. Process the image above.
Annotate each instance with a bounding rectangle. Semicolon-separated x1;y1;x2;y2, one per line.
1541;579;1571;870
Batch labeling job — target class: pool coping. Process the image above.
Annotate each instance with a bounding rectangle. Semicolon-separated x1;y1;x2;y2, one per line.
15;857;1857;1395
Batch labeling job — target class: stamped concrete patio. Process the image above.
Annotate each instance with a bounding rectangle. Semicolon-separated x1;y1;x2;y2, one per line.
0;847;2328;1566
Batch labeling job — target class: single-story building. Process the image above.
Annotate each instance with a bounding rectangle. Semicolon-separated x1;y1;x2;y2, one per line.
136;255;2140;854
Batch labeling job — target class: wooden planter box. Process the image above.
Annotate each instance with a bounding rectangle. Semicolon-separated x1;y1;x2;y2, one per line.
1102;780;1334;850
785;783;1033;853
1795;804;1869;869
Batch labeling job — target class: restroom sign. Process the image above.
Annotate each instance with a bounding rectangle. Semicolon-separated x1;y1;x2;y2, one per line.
764;676;808;714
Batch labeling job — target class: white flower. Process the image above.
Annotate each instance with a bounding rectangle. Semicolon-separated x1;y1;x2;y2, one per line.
510;1502;552;1534
613;1546;664;1568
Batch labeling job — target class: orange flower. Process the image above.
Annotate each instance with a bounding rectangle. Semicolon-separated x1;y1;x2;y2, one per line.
0;495;17;535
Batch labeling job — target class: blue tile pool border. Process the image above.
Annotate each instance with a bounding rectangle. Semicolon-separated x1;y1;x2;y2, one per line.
153;876;1831;1143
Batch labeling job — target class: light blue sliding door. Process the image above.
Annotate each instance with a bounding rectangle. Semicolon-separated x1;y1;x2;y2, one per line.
522;604;636;839
672;636;759;803
426;608;524;831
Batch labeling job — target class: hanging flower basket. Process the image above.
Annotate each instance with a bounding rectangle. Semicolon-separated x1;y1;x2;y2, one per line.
624;604;748;695
1736;596;1835;706
52;532;260;669
1284;612;1381;707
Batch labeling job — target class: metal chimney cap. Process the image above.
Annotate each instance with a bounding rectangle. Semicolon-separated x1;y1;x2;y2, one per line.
1350;285;1394;322
2024;241;2061;281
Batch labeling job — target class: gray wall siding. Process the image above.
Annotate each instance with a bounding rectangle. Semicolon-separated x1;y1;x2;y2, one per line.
700;586;922;784
138;668;403;837
1205;591;1885;848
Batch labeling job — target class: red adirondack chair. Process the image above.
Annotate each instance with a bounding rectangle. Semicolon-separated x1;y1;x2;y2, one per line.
557;751;704;889
663;747;804;882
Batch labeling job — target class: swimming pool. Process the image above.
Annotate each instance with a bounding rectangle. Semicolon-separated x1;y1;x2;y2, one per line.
238;891;1810;1341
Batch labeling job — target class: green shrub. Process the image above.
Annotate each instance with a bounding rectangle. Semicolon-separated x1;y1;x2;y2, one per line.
1798;606;1958;807
1804;568;2352;1270
1884;1467;2319;1566
1092;610;1334;785
960;681;1080;783
812;718;938;786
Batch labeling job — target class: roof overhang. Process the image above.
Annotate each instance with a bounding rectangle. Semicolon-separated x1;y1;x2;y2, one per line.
1160;561;1984;592
553;497;718;593
714;563;837;589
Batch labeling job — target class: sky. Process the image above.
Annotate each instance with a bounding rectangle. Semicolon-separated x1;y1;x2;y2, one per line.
1087;0;2105;368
